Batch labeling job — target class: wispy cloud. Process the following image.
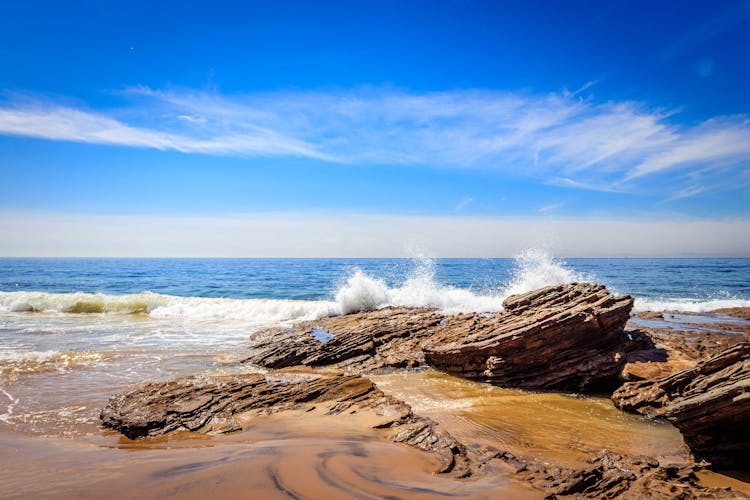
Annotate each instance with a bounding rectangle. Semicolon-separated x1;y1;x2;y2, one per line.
0;97;331;160
537;202;565;215
1;86;749;200
455;197;474;212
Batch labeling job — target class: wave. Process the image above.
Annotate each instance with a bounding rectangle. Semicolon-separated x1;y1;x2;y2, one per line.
334;250;587;314
0;291;336;322
0;350;113;375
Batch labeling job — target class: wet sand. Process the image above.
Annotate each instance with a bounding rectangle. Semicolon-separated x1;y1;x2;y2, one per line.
0;414;541;499
0;368;706;499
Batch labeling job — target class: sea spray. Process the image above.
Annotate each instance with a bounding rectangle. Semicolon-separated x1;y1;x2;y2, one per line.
331;251;587;314
499;249;587;298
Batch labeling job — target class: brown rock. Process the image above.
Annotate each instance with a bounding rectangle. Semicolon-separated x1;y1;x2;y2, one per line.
536;451;742;499
246;283;636;392
244;306;444;372
612;342;750;469
424;283;634;391
99;367;746;497
712;308;750;321
100;370;469;475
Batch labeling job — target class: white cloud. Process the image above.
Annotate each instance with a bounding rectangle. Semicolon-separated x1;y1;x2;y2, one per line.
1;87;750;199
0;102;330;160
537;202;565;215
2;211;749;257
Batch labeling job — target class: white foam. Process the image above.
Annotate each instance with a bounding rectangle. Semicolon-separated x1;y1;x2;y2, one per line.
0;387;18;423
0;291;167;314
0;350;112;375
634;297;750;313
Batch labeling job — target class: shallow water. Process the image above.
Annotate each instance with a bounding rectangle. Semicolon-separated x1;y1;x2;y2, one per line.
372;370;688;468
630;312;750;334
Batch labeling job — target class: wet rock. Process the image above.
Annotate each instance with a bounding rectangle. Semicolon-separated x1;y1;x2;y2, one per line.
244;306;445;372
246;283;636;392
100;370;469;475
620;324;748;382
612;343;750;469
536;451;741;499
424;283;634;391
712;308;750;321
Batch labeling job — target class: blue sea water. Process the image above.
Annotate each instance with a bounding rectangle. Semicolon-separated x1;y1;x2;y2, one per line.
0;256;749;300
0;255;748;309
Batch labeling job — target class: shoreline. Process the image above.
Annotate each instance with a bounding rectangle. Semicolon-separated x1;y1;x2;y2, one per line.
1;293;749;498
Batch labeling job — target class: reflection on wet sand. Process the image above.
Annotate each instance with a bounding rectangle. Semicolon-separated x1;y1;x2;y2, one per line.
0;414;541;500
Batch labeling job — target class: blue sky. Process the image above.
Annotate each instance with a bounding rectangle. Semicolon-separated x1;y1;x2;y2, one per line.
1;1;749;256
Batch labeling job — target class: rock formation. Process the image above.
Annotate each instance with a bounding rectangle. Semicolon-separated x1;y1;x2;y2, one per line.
612;342;750;469
510;450;740;499
424;283;635;391
244;306;444;372
246;283;636;392
100;369;743;498
100;369;469;475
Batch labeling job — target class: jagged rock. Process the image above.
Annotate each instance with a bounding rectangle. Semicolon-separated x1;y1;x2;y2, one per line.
424;283;635;391
612;343;750;469
712;307;750;321
245;283;636;392
620;325;748;382
523;451;742;499
244;307;445;372
99;367;746;497
100;370;469;475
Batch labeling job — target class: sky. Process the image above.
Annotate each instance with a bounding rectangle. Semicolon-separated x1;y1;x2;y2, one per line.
1;0;749;257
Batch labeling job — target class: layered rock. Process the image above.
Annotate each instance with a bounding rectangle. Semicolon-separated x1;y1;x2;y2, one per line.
424;283;635;391
511;450;742;499
612;342;750;469
244;307;445;372
100;369;469;475
246;283;636;392
99;369;744;497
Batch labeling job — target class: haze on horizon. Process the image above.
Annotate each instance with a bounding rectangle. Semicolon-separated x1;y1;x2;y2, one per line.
1;1;749;257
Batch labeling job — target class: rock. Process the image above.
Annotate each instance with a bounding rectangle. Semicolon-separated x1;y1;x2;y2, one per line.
244;307;444;372
612;342;750;469
424;283;635;391
100;369;469;475
620;325;748;382
530;451;742;499
246;283;636;392
712;308;750;321
100;367;746;497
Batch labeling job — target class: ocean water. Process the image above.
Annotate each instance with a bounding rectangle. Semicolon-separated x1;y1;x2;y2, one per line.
0;251;749;434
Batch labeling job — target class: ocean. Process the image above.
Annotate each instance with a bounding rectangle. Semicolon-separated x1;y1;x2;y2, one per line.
1;252;749;435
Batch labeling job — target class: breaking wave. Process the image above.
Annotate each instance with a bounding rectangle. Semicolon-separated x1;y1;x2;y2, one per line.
334;250;586;314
